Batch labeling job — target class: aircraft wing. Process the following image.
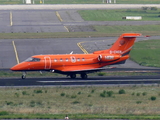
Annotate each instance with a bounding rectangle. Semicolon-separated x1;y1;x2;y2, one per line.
55;66;106;73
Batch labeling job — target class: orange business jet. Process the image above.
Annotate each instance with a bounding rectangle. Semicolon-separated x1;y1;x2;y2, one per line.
11;33;142;79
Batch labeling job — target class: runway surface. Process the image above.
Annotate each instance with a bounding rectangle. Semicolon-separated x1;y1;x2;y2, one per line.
1;75;160;87
0;68;159;86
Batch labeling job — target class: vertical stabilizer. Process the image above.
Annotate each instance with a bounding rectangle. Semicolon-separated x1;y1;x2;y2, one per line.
94;33;141;56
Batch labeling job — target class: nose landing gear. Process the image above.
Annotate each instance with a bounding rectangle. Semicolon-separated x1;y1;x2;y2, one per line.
21;72;26;79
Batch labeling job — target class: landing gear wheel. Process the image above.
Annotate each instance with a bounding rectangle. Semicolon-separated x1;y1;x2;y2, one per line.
70;74;76;79
21;75;26;79
81;73;88;79
21;72;26;79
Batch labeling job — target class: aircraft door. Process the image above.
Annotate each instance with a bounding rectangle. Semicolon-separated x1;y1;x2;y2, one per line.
44;56;51;69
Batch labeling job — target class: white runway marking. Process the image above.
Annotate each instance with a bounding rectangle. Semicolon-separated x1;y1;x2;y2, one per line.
37;79;160;83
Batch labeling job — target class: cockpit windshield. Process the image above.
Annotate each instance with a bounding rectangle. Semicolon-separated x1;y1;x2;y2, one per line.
25;57;40;62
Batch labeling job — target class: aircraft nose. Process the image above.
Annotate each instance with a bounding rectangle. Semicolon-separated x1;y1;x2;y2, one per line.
11;62;31;71
10;65;19;71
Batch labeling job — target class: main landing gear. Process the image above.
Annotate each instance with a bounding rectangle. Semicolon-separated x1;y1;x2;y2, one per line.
70;74;76;79
69;73;88;79
80;73;88;79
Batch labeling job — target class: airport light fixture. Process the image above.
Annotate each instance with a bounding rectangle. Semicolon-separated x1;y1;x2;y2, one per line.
106;0;116;3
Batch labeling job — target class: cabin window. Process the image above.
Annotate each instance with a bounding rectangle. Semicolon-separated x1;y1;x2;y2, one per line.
66;58;69;62
77;58;80;61
82;58;85;61
54;59;57;62
60;58;63;62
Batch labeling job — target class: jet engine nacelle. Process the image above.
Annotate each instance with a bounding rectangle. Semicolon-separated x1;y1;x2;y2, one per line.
98;54;121;62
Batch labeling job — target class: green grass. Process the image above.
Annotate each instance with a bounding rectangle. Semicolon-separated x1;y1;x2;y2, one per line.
0;32;122;39
130;39;160;67
0;32;117;39
0;113;160;119
0;70;156;78
40;0;160;4
0;71;64;78
0;86;160;119
0;25;160;39
115;0;160;4
0;0;159;4
35;0;102;4
0;0;22;4
79;9;160;21
94;25;160;35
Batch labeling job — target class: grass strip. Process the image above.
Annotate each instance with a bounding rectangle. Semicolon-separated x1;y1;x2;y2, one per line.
0;0;159;4
94;25;160;36
130;39;160;67
0;25;160;39
0;113;160;119
0;32;114;39
0;70;157;78
0;86;160;118
79;9;160;21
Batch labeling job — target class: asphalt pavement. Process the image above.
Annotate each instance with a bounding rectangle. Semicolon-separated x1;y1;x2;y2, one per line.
1;75;160;87
0;38;86;68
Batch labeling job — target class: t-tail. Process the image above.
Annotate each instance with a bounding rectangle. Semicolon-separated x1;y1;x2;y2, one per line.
93;33;141;56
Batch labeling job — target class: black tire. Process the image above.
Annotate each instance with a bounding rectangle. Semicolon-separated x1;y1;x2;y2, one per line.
81;73;88;79
21;75;26;79
70;74;76;79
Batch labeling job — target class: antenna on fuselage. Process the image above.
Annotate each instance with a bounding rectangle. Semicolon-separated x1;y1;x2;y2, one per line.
70;51;73;54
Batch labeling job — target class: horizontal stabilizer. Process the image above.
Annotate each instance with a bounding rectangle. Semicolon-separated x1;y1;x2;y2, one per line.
123;35;141;38
122;33;141;37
